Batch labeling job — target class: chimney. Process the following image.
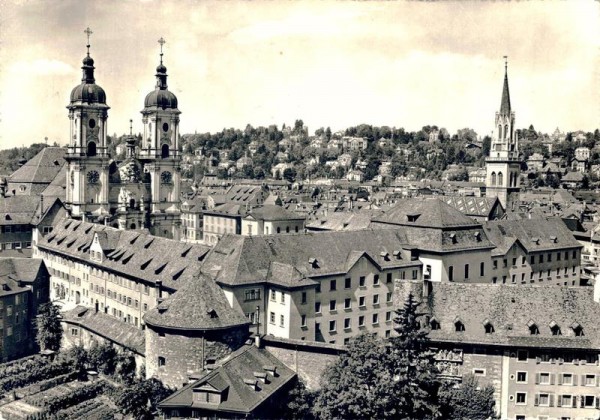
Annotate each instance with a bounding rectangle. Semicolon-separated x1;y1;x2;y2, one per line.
254;334;262;348
156;280;163;299
40;195;44;216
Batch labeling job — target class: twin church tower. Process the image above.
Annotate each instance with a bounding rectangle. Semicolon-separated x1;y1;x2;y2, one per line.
65;29;181;239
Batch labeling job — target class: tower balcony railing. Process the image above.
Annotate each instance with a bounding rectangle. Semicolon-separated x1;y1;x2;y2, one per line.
485;154;519;162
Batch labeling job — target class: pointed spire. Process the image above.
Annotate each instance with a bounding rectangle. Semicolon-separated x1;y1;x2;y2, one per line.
500;56;511;115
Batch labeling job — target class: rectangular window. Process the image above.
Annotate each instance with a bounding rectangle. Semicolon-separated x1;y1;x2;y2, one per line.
373;294;379;305
280;315;284;327
359;316;365;327
560;395;572;408
269;312;275;324
517;350;528;362
386;273;392;283
562;373;573;385
359;276;366;287
547;253;552;262
244;289;261;301
158;356;166;367
539;372;550;384
271;290;276;301
512;258;517;266
584;395;595;408
515;392;527;405
480;262;485;276
373;274;380;285
330;279;336;291
538;393;549;406
301;292;307;304
585;374;595;386
464;264;469;279
565;251;569;260
301;315;307;327
329;320;336;332
540;254;544;263
493;260;498;269
329;300;336;311
280;292;285;304
344;318;351;329
412;270;418;279
316;283;321;293
359;296;366;307
557;252;561;261
521;256;526;265
449;266;454;281
372;313;379;324
386;311;392;322
386;292;392;303
344;298;351;309
530;255;535;264
345;277;351;289
315;302;321;314
516;371;527;383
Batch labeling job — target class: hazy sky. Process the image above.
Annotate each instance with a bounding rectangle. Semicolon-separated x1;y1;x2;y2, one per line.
0;0;598;149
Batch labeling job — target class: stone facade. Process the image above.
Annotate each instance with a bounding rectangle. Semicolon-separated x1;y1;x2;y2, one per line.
145;325;249;388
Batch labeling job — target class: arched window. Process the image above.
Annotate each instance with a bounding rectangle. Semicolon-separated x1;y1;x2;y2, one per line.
87;141;97;156
498;172;503;186
504;125;509;140
498;125;503;139
130;223;136;230
491;172;496;185
161;144;169;158
277;227;281;234
129;199;135;208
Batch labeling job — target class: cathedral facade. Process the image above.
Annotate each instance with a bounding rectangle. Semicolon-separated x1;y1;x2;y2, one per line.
486;61;521;210
65;33;181;239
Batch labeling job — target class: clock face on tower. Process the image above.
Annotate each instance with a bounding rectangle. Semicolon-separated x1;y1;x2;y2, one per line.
87;170;99;184
160;171;172;184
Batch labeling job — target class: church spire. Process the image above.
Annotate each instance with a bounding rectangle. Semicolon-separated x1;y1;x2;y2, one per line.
81;27;95;83
499;56;511;115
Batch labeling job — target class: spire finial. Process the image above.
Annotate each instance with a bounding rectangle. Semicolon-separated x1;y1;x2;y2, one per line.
84;27;93;56
158;37;166;65
503;55;508;75
129;119;133;136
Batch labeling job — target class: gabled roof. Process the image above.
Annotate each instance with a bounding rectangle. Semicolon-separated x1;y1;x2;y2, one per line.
443;196;502;218
0;195;42;225
8;147;67;184
37;217;211;291
373;198;481;229
244;205;304;222
143;273;249;330
0;258;45;296
203;230;418;288
159;344;296;414
306;209;384;231
62;305;145;355
484;217;581;253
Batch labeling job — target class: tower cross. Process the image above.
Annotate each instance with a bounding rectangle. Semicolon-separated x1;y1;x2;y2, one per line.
84;27;93;55
158;37;166;64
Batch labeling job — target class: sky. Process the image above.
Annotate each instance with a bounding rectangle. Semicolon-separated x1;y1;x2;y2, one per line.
0;0;598;150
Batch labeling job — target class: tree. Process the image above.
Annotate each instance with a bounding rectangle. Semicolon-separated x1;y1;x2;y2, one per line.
115;352;137;385
314;334;399;419
35;303;63;352
115;378;172;420
283;167;297;183
88;342;118;375
389;293;441;418
438;375;497;419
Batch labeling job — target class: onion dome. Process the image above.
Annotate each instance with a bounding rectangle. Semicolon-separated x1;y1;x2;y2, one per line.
69;33;107;107
143;39;179;112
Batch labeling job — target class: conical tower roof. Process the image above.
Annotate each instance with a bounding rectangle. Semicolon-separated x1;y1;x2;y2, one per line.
499;64;511;115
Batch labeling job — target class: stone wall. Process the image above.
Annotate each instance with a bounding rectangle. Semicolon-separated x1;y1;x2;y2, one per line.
145;324;249;388
262;337;345;390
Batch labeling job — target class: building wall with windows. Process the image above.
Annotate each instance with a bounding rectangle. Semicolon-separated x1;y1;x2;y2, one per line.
0;258;50;362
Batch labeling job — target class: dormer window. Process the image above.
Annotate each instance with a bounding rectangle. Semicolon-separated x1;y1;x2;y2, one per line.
207;309;218;319
483;320;495;334
380;251;390;261
449;233;457;244
550;235;557;243
454;319;465;332
308;258;319;269
407;213;420;222
243;378;259;391
527;320;539;335
571;322;584;337
430;317;440;330
392;250;402;260
531;237;540;245
263;365;278;377
253;371;269;383
549;321;561;336
474;232;481;242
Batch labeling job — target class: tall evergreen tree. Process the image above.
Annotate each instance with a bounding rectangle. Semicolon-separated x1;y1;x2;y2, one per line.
35;302;63;352
389;292;441;419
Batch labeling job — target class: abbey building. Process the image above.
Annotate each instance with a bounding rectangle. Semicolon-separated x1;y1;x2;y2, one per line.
65;33;181;239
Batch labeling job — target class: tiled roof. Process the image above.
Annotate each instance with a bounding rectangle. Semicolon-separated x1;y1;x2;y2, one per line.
483;217;582;253
62;305;145;355
425;283;600;349
0;258;44;297
373;198;481;229
443;196;500;218
203;230;420;288
0;195;41;225
159;344;296;414
244;205;305;222
306;209;384;231
37;218;211;291
8;147;67;184
143;273;249;330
